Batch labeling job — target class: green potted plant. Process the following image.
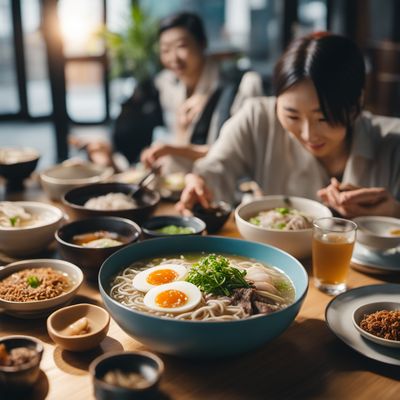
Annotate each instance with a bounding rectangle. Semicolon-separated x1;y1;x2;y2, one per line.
103;3;159;83
102;3;163;163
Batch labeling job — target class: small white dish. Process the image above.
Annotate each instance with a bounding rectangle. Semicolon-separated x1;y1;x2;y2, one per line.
353;216;400;251
352;302;400;348
351;242;400;274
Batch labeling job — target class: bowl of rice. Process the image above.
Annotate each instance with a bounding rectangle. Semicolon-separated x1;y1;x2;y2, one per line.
0;259;83;318
62;183;160;224
235;196;332;259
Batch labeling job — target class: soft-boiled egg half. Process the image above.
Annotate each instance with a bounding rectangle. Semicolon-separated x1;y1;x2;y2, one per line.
143;281;202;313
132;264;188;292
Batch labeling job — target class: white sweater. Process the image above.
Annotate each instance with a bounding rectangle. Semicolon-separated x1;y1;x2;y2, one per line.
194;97;400;203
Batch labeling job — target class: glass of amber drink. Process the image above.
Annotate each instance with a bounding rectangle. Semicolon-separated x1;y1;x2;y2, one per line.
312;217;357;295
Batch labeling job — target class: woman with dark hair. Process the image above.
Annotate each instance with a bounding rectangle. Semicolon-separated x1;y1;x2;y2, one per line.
177;32;400;218
140;11;263;174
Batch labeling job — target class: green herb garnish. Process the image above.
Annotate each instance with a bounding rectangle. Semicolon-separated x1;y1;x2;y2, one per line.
155;225;195;235
249;217;260;226
275;222;287;230
186;254;251;296
276;207;290;215
9;216;19;227
26;275;40;288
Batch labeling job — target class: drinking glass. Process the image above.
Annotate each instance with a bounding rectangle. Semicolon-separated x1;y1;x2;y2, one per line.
312;217;357;295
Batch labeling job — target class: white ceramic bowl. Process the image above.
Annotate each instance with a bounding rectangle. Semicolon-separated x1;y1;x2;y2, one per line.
353;216;400;251
352;301;400;348
40;161;114;200
0;201;64;257
235;196;332;259
0;259;83;318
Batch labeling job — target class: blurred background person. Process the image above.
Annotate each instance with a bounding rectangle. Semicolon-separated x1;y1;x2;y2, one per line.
74;12;263;175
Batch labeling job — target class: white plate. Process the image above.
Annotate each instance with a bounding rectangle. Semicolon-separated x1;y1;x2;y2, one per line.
325;284;400;366
351;243;400;274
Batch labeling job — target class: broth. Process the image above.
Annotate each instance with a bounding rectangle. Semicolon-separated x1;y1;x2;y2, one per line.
109;253;295;321
72;230;125;248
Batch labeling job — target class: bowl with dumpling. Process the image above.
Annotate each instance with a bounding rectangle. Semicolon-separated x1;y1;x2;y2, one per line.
56;216;141;280
98;235;308;358
0;201;64;257
62;182;160;224
235;196;332;259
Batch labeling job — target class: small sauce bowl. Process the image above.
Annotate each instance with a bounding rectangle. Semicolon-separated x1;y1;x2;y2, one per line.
0;335;44;388
193;201;232;233
352;301;400;348
141;215;206;239
90;351;164;400
47;303;110;352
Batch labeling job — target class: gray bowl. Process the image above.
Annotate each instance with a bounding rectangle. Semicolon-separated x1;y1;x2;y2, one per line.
90;351;164;400
0;336;44;389
56;216;141;280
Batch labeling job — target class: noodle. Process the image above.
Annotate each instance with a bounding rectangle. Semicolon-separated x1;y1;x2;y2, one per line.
109;254;295;322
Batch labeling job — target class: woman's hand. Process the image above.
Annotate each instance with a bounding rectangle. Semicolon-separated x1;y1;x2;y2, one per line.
176;173;213;215
140;143;171;169
318;178;400;218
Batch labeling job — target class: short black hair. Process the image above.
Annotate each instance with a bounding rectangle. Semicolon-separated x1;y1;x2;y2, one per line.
273;32;365;127
158;12;207;48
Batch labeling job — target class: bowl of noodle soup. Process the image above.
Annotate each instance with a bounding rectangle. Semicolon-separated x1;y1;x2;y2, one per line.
235;196;332;259
99;236;308;358
0;259;83;318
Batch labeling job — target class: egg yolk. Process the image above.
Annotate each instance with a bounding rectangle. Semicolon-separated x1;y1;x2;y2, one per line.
155;289;188;308
146;269;178;285
390;229;400;236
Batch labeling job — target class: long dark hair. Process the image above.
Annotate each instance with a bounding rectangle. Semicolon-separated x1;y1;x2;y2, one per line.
158;12;207;48
273;32;365;128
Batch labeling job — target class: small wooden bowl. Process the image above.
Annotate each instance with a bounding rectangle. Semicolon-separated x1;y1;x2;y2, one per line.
47;303;110;352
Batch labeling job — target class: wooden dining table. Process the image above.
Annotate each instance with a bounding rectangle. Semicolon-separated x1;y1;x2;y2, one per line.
1;178;400;400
